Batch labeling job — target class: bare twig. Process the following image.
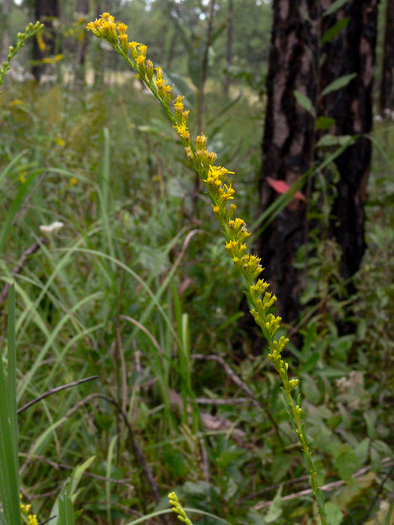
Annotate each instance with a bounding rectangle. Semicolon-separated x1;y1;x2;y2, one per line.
17;376;99;414
20;454;134;490
360;463;394;524
66;393;161;505
0;237;49;306
192;353;282;442
195;397;250;405
253;458;393;510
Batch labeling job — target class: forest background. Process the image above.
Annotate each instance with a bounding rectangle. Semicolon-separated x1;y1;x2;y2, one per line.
0;0;393;524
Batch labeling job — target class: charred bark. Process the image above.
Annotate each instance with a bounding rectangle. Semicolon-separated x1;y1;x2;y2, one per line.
256;0;378;325
320;0;378;282
257;0;319;323
32;0;60;81
380;0;394;110
75;0;90;84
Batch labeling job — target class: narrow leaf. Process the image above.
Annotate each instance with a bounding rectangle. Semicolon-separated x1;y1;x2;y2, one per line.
317;134;354;148
323;0;348;17
321;17;349;43
321;73;357;97
294;90;315;116
315;116;335;130
0;287;20;525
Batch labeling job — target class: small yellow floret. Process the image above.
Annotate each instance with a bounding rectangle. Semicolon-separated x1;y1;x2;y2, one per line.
128;41;140;59
117;23;128;34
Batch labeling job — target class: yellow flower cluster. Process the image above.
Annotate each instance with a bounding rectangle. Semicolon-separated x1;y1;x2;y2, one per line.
20;495;39;525
86;12;292;387
87;14;326;521
0;21;44;89
168;492;193;525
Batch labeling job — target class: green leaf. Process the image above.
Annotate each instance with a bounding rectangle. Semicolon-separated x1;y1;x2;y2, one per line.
315;488;326;517
294;90;316;116
354;438;370;465
317;134;354;148
335;445;361;481
58;485;74;525
384;501;394;525
0;170;42;254
321;73;357;97
0;286;21;525
280;387;292;408
51;456;95;525
323;0;348;17
364;411;377;439
326;501;343;525
321;18;350;44
265;486;283;523
315;116;336;130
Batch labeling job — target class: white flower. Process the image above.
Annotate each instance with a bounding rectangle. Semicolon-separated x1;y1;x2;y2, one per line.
374;114;382;122
39;221;64;235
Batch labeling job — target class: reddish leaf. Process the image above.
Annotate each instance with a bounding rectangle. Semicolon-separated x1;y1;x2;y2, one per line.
266;177;306;202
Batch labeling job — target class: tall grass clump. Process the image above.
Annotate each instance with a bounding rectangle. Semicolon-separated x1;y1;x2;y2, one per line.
87;13;327;523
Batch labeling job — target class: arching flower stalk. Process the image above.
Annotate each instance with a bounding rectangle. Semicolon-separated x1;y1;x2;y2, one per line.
87;13;327;523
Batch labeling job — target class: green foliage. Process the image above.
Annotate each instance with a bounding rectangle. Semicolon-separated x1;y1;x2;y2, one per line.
0;7;393;525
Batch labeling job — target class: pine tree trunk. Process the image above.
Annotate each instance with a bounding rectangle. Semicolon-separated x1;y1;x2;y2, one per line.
257;0;319;322
320;0;378;282
32;0;60;81
380;0;394;110
257;0;378;322
224;0;234;96
75;0;90;85
1;0;10;63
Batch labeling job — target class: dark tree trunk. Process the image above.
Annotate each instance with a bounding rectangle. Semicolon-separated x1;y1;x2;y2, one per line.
75;0;90;84
32;0;60;81
257;0;319;323
224;0;234;96
380;0;394;110
257;0;378;324
1;0;10;63
320;0;378;282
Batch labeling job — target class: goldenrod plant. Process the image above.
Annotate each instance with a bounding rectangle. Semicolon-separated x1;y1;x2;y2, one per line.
0;22;43;90
169;492;194;525
20;495;39;525
87;13;328;523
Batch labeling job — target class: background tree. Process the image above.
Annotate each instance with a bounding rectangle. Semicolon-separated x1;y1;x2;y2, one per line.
380;0;394;110
32;0;60;81
257;0;319;323
0;0;11;63
75;0;90;84
258;0;379;323
321;0;378;285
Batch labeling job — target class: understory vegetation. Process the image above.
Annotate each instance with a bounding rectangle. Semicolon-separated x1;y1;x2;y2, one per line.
0;6;393;525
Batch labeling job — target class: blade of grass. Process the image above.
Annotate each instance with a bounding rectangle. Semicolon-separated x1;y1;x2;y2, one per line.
0;284;21;525
0;169;43;254
124;507;234;525
50;457;95;525
17;290;103;401
106;436;118;524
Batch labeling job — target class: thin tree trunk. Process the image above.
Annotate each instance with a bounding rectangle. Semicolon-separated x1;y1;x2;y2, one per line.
380;0;394;110
1;0;10;63
197;0;215;134
224;0;234;96
166;28;177;70
75;0;90;85
320;0;378;282
32;0;60;81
